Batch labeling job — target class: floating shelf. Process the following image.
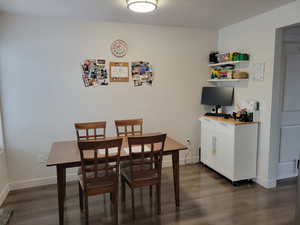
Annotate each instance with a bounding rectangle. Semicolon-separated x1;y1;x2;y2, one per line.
207;79;249;82
208;61;249;67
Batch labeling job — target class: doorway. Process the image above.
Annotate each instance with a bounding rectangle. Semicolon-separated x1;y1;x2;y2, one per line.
273;24;300;181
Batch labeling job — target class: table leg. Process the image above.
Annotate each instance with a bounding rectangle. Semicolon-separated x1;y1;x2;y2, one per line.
57;165;66;225
172;151;180;208
62;168;66;200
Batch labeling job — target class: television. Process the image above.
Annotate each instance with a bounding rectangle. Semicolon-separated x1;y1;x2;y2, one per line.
201;87;234;112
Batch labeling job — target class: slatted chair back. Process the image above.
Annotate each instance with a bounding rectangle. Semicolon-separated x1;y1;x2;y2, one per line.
127;134;166;181
77;138;123;188
115;119;143;137
75;121;106;141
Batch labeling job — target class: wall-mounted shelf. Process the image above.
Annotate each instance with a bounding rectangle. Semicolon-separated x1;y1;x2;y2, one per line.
208;61;249;67
207;79;249;82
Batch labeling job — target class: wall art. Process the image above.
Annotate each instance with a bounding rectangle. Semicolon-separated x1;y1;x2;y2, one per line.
111;40;128;58
131;61;153;87
81;59;109;87
109;62;129;82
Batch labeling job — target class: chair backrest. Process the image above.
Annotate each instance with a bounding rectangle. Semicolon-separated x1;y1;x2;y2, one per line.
77;138;123;186
127;134;167;181
75;121;106;141
115;119;143;137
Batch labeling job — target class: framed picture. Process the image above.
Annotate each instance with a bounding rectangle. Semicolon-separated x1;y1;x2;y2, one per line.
109;62;129;82
81;59;109;87
131;61;153;87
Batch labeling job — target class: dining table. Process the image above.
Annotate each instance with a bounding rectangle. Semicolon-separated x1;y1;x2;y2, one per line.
47;134;188;225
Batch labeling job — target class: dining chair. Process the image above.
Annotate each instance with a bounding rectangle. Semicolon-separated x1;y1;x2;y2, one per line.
74;121;106;141
121;133;167;219
75;121;107;178
77;138;123;225
114;119;143;137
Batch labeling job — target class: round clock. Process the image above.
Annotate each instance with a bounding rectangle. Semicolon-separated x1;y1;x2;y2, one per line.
111;39;128;58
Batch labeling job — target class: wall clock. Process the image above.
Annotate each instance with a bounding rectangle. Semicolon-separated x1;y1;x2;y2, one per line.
111;39;128;58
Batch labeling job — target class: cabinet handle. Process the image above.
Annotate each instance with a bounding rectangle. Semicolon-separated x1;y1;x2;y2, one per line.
212;136;216;155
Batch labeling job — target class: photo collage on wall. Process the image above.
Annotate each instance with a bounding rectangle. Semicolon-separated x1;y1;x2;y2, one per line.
81;60;153;87
81;59;109;87
131;61;153;87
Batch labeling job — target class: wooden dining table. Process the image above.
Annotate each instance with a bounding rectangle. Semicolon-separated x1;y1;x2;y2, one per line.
47;135;187;225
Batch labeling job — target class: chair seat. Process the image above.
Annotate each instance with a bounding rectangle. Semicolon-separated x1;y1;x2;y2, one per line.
78;170;117;192
121;165;158;183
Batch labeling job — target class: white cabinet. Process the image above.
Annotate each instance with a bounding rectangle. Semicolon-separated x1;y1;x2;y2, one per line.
200;116;258;182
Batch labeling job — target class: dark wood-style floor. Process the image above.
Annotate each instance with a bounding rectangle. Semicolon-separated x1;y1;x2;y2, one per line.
3;165;296;225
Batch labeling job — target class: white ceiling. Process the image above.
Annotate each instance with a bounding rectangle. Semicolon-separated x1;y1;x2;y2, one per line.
0;0;295;29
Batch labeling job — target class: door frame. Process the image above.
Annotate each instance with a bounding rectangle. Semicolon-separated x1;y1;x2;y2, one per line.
271;24;300;183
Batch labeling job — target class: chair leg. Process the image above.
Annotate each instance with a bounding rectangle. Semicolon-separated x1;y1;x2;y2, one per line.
121;176;126;202
131;189;135;220
84;193;89;225
114;191;119;225
156;184;161;215
78;182;83;211
149;185;152;199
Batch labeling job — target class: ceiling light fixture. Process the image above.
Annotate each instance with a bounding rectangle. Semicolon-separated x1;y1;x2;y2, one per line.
127;0;158;13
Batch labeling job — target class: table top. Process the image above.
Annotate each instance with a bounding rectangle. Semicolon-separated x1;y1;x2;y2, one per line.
200;116;260;125
47;135;187;167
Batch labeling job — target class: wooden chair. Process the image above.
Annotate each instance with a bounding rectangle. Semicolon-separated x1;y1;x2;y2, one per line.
75;121;106;141
121;133;167;219
114;119;143;137
74;121;107;177
78;138;123;225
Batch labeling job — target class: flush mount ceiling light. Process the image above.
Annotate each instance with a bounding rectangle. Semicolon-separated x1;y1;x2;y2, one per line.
127;0;158;13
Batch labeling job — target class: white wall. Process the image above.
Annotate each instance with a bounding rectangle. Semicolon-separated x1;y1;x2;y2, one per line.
0;152;9;205
0;14;216;186
0;111;9;205
218;0;300;188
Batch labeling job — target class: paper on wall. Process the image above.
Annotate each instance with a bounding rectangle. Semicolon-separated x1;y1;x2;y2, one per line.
252;63;265;81
111;66;128;78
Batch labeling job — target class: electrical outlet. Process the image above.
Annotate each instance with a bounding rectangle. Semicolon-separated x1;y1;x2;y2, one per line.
186;137;191;144
38;154;47;164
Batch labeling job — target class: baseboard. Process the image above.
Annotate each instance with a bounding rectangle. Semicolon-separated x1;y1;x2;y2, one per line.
0;184;9;206
255;176;277;189
9;173;78;191
9;159;194;191
277;161;298;180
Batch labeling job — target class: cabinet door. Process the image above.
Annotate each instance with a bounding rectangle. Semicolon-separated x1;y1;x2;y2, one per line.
215;123;234;179
200;118;216;169
200;121;208;164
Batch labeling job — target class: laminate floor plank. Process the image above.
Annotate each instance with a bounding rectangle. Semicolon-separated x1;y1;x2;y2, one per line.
2;165;296;225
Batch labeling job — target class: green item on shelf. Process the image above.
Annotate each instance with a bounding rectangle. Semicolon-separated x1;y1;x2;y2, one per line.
240;53;249;61
232;52;239;61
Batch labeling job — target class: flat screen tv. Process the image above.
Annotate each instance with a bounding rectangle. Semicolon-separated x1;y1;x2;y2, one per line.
201;87;234;107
